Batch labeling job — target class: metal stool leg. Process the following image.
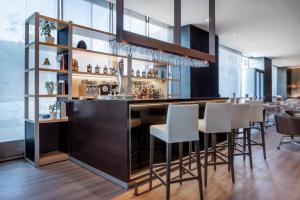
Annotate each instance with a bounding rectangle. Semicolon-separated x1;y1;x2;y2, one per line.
166;143;172;200
188;141;192;170
243;129;246;162
179;142;183;185
260;122;267;159
204;134;208;187
246;128;253;169
228;132;235;184
194;141;204;200
149;135;154;190
212;133;217;171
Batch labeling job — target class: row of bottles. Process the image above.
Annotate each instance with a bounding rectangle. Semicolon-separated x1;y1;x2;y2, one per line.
132;82;161;99
73;59;163;78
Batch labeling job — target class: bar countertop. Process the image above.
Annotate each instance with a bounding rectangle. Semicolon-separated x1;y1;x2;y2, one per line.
91;97;228;104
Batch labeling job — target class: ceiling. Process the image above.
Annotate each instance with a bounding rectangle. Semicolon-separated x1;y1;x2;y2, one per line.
123;0;300;67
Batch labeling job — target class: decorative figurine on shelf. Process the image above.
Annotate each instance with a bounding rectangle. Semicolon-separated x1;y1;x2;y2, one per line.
95;65;101;74
136;69;140;77
77;40;87;49
142;70;146;77
103;65;108;74
56;54;63;69
45;81;55;95
87;64;92;73
72;59;78;72
40;19;56;44
49;103;57;119
43;58;51;66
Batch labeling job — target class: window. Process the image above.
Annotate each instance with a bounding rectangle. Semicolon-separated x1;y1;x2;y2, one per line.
26;0;57;18
219;46;242;97
92;2;110;32
64;0;91;26
149;18;173;43
272;66;278;96
0;0;26;141
124;11;146;36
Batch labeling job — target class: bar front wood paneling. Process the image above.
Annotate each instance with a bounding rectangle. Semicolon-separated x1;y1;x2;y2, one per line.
69;100;130;183
68;98;227;187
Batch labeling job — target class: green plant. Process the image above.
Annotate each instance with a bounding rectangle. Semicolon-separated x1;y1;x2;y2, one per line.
45;81;55;89
40;20;56;37
49;103;56;113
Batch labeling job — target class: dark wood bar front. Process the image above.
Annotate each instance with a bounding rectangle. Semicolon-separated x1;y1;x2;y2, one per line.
69;98;227;188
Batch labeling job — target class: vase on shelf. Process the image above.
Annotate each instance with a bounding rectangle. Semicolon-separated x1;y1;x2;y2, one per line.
45;36;55;44
50;112;57;119
47;88;54;95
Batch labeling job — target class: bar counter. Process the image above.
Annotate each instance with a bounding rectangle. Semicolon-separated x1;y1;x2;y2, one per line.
68;98;227;188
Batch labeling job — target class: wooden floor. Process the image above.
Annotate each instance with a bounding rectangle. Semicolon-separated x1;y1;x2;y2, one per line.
1;127;300;200
114;127;300;200
0;159;125;200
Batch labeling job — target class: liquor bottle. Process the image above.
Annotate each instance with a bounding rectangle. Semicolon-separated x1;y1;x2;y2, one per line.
136;69;140;77
142;70;146;77
103;65;108;74
147;69;152;77
87;64;92;73
95;65;100;74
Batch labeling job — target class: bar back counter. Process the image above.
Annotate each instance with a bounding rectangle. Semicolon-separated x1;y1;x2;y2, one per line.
69;98;227;188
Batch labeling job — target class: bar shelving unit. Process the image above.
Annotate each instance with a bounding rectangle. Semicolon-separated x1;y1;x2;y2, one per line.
25;12;181;167
25;13;71;167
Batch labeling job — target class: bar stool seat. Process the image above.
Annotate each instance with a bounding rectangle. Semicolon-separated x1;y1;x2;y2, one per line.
150;125;167;141
149;104;204;200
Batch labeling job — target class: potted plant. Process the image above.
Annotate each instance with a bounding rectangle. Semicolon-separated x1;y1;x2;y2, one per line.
40;20;56;44
49;103;57;119
45;81;55;95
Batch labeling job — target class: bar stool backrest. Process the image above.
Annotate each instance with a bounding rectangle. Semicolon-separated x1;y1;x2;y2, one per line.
166;104;199;143
248;102;264;122
204;103;231;133
231;103;250;129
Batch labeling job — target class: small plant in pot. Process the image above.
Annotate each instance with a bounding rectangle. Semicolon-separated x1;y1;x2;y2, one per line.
45;81;56;95
49;103;57;119
40;20;56;44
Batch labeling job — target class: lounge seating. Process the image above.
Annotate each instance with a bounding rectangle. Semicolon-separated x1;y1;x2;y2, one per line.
275;110;300;149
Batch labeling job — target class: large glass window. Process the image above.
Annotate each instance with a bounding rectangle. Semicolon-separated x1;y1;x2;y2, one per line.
64;0;91;27
219;46;242;97
272;66;278;96
149;18;173;43
0;0;26;141
124;11;146;36
0;0;57;142
26;0;57;18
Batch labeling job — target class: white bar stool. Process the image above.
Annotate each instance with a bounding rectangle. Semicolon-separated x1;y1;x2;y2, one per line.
230;103;253;168
248;102;267;159
149;104;203;200
198;102;234;187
